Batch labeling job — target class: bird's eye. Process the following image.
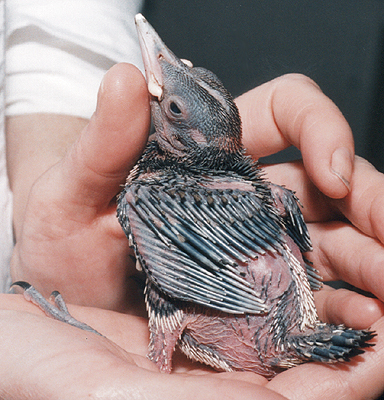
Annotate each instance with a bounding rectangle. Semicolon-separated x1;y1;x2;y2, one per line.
170;101;182;115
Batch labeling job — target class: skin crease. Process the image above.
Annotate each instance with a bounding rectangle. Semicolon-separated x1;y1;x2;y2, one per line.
3;63;384;398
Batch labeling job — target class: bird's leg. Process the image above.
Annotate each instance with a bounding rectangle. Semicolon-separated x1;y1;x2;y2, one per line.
12;281;101;335
145;280;186;373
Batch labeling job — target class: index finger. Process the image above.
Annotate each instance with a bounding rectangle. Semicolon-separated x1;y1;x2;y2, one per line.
235;73;355;199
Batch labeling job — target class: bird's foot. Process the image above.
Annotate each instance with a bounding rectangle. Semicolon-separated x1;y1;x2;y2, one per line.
12;281;101;336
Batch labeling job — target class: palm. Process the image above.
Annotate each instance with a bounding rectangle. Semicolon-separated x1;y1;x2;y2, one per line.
12;180;137;311
1;293;383;400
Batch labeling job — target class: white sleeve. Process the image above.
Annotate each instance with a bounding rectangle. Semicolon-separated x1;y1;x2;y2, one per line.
5;0;144;119
0;0;12;292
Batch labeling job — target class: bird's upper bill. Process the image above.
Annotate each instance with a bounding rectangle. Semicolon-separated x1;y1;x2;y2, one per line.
135;13;191;101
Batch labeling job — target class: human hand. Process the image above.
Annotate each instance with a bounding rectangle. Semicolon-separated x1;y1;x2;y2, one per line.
0;293;286;400
9;63;151;312
236;73;384;326
10;68;384;319
7;69;384;398
236;73;384;398
1;290;383;400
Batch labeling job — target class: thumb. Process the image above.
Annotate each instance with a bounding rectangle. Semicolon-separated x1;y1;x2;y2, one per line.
59;62;150;209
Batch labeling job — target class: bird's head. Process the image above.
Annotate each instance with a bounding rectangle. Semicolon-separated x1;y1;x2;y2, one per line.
135;14;243;169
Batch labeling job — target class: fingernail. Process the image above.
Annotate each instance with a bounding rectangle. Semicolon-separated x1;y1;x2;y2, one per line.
331;147;353;191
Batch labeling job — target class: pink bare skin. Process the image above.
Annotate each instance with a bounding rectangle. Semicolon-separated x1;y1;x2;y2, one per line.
4;64;384;398
152;235;314;378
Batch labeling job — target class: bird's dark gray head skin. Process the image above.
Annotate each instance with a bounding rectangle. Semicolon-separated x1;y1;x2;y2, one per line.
135;14;243;170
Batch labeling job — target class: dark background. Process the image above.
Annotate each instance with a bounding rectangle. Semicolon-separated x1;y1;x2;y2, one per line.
144;0;384;170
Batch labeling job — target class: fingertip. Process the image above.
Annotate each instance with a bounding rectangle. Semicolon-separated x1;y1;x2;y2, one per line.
95;63;150;145
316;287;384;329
304;146;354;200
300;117;355;199
97;63;148;107
330;147;353;192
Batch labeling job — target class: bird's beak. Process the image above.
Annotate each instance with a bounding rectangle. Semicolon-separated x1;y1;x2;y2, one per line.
135;13;192;101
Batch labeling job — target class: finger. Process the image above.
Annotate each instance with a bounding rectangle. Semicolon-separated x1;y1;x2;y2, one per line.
313;285;384;329
59;62;150;209
332;156;384;244
307;221;384;302
236;73;354;199
263;160;336;222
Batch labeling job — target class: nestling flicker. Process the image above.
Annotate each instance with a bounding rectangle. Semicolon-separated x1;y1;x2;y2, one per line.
116;14;375;379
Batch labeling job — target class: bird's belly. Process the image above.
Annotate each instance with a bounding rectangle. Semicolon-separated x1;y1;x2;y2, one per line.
177;251;303;378
179;306;288;378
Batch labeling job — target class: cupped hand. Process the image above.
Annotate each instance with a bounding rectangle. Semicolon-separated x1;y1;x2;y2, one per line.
1;291;384;400
7;68;384;398
0;294;282;400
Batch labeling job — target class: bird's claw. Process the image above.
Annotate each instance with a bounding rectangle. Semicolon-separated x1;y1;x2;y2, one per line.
11;281;101;336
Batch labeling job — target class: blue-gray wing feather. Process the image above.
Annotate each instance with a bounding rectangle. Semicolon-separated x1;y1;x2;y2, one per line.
118;177;288;314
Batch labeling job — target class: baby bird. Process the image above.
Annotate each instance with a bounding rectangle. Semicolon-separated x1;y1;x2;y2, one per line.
116;14;375;378
13;14;375;381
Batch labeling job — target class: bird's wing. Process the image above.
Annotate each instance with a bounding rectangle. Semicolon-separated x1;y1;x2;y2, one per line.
120;178;287;314
270;184;323;290
270;184;312;253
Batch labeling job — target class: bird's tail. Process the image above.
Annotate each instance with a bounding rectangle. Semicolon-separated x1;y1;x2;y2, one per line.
287;323;376;364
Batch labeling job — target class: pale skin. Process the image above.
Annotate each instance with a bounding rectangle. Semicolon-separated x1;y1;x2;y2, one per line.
3;63;384;399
